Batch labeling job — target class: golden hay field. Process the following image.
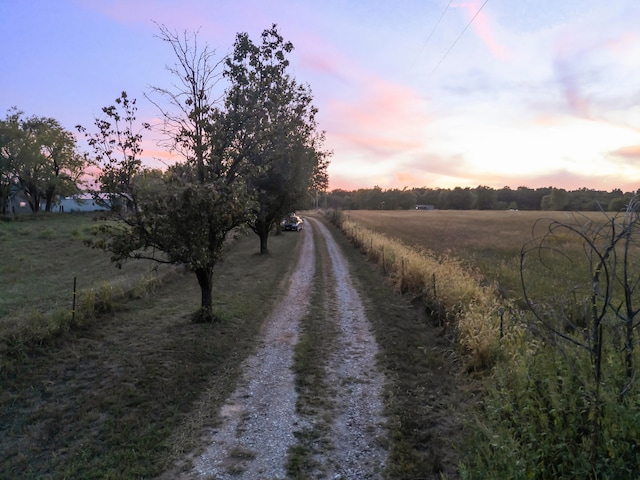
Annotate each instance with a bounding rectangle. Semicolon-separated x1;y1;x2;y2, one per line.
345;209;609;256
345;209;610;297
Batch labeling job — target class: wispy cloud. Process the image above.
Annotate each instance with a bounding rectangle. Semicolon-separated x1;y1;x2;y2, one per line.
458;0;510;59
7;0;640;192
324;74;431;164
609;144;640;163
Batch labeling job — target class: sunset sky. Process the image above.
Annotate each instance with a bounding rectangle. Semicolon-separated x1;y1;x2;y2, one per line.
2;0;640;192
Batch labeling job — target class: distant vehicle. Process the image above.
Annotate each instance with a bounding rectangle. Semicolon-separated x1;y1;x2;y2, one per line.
282;214;304;231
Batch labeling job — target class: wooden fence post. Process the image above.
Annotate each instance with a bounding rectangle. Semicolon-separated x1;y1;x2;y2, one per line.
72;276;77;324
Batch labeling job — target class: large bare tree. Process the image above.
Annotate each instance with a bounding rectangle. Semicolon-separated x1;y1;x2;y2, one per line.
80;27;253;322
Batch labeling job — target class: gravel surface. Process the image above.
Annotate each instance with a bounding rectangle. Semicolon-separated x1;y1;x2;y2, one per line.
307;218;388;478
192;226;315;479
191;217;388;479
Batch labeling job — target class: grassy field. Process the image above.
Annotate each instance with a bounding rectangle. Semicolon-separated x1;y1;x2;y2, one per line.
2;212;478;479
0;213;303;478
6;209;633;478
339;209;640;479
345;209;611;299
0;214;167;319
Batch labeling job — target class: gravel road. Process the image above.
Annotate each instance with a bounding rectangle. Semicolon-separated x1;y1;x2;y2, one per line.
191;217;388;479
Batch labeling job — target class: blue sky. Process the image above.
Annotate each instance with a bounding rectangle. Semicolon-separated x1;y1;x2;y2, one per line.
2;0;640;191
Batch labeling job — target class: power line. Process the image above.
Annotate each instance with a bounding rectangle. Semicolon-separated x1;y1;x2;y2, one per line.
411;0;453;67
430;0;490;75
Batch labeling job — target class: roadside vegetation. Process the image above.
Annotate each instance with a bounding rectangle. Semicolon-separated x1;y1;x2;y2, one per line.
6;207;639;478
290;213;475;478
333;208;640;479
0;213;172;376
0;212;302;478
326;215;476;479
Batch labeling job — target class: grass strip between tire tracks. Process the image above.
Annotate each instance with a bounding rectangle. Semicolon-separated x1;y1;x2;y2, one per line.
287;218;339;478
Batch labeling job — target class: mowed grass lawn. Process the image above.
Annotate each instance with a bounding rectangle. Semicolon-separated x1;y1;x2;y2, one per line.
0;213;303;479
345;209;611;299
0;213;162;319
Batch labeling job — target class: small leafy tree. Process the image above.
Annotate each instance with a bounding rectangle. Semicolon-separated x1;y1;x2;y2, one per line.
80;28;254;322
224;24;330;253
0;108;23;214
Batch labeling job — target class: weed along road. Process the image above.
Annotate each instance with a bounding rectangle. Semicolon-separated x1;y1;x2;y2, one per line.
181;216;389;479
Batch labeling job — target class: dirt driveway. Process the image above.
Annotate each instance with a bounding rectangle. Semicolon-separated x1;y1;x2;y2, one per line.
183;217;389;479
1;213;470;478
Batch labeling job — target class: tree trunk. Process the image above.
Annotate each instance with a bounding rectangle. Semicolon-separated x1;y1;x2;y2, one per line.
194;267;214;322
45;187;55;212
256;217;271;254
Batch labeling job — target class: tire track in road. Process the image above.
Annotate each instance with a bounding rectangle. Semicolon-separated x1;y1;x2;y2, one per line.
188;216;388;478
305;217;388;479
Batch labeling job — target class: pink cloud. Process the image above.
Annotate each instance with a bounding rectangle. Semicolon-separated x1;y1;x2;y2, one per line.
552;37;593;119
73;0;280;43
609;145;640;162
298;51;351;86
395;172;421;185
326;77;430;157
461;168;640;193
76;0;208;27
606;33;639;53
333;133;422;155
455;1;509;60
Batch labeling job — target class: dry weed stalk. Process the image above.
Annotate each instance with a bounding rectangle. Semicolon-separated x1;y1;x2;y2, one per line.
341;218;505;367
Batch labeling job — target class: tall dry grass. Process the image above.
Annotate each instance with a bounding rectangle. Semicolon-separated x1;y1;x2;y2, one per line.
333;209;640;478
337;214;508;368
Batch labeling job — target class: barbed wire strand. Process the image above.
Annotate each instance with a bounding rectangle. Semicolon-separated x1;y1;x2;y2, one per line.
430;0;490;75
411;0;453;68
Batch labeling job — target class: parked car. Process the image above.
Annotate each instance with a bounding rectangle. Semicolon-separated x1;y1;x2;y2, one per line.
282;214;304;231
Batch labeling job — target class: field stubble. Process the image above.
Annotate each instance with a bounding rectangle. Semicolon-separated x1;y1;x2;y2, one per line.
345;209;609;297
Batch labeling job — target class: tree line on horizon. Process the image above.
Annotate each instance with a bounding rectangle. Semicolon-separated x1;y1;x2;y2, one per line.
0;109;88;214
325;184;639;212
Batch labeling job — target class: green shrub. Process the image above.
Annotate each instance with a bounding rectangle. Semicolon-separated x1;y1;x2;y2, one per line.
462;340;640;480
77;282;122;319
38;227;55;239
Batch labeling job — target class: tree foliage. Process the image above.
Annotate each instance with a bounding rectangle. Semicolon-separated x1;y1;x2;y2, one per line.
224;24;330;253
79;25;327;320
80;36;254;321
0;108;86;213
325;185;637;211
